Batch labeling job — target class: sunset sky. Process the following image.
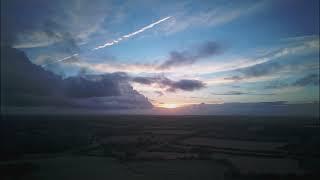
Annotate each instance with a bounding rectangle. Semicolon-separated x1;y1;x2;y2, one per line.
1;0;319;111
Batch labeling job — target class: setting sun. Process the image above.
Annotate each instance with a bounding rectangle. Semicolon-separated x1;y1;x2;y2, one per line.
161;103;178;109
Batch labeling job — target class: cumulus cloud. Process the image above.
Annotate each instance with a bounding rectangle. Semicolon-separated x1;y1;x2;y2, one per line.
1;47;152;110
158;41;222;69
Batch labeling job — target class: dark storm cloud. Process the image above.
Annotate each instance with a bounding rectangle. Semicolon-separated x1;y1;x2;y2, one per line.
64;72;131;98
63;77;120;98
158;41;222;69
132;76;206;92
1;47;152;109
1;47;62;96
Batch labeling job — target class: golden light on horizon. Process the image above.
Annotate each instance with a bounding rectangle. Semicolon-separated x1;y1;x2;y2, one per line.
159;103;178;109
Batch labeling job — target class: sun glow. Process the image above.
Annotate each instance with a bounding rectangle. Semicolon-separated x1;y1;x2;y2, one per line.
161;103;178;109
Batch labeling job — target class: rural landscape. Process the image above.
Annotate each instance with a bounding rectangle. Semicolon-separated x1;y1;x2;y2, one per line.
1;0;319;179
1;115;319;179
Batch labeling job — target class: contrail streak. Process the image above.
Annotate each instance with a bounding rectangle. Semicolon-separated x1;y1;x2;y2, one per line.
93;16;172;50
43;16;172;66
42;53;79;67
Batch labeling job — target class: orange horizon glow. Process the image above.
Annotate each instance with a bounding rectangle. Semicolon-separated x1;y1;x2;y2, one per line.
157;103;180;109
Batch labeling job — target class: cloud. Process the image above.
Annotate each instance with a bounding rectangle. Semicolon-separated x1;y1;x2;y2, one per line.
221;36;319;83
160;1;266;34
93;16;172;50
221;37;319;81
1;0;111;50
12;20;81;52
53;40;222;75
42;16;172;65
63;76;120;98
224;76;243;81
131;76;205;92
155;91;164;97
1;47;152;110
39;35;318;78
122;16;172;38
64;35;318;78
240;62;282;77
43;53;79;67
158;41;222;69
132;76;154;85
167;79;205;92
293;74;319;86
265;74;319;89
212;91;274;96
158;51;196;69
158;102;319;117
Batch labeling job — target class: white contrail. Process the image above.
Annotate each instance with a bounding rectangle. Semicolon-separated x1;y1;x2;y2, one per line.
93;16;172;50
55;53;79;62
42;53;79;67
43;16;171;66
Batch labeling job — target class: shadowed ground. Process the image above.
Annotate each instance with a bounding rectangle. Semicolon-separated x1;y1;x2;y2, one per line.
1;115;319;180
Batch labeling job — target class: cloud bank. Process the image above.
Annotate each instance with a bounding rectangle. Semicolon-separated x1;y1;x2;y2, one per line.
1;47;152;110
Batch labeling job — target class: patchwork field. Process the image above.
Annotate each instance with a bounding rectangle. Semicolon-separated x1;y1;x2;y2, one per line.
1;115;319;180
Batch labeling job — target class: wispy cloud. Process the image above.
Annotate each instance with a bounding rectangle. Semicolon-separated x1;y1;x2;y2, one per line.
160;1;267;34
265;74;320;89
65;37;318;76
131;76;206;92
158;41;222;69
93;16;172;50
212;91;274;96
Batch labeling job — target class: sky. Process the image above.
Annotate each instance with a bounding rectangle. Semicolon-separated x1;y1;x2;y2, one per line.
1;0;319;113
